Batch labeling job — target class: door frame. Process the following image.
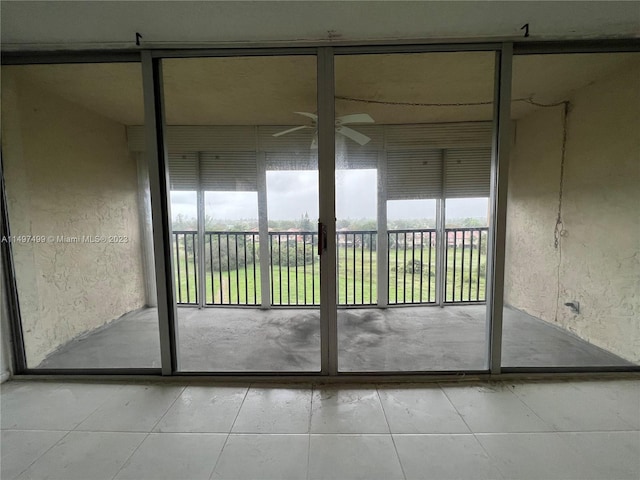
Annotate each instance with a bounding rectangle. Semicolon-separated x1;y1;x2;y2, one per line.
4;40;639;377
0;44;507;376
148;44;508;376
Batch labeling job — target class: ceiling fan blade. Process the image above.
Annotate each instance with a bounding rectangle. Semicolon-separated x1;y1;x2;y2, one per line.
294;111;318;121
336;113;375;125
337;126;371;146
272;125;308;137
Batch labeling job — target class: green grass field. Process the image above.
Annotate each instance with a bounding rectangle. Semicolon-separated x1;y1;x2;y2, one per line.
173;242;487;306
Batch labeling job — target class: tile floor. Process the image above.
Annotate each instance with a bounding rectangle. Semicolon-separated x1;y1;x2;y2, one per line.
1;378;639;480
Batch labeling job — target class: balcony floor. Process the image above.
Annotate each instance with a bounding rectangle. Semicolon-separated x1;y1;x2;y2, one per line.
35;305;633;371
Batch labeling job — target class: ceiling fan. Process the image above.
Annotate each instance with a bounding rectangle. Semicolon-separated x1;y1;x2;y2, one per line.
273;112;375;149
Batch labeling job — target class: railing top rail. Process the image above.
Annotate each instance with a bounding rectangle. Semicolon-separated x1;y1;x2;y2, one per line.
387;228;437;234
443;227;489;232
204;231;260;235
173;227;488;235
267;230;383;236
268;231;318;235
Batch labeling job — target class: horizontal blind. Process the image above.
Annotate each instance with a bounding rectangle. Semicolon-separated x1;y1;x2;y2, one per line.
168;153;198;190
128;122;492;152
200;152;257;191
266;152;376;171
265;152;317;171
387;150;442;200
167;152;257;191
336;152;377;169
445;147;492;198
258;125;384;153
130;123;493;197
385;123;492;200
385;122;492;149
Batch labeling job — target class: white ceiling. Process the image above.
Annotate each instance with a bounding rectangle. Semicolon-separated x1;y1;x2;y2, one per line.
1;1;639;50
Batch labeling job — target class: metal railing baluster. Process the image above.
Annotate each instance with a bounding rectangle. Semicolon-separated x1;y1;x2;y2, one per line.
467;232;472;300
211;235;216;304
419;232;424;303
303;234;307;305
184;233;191;304
270;234;274;305
175;233;182;303
477;230;483;301
460;232;466;302
252;234;257;304
217;234;223;304
278;235;282;305
295;234;299;305
369;233;373;304
171;227;486;308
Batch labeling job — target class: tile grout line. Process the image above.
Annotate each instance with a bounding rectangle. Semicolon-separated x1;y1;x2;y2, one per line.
109;432;150;480
305;432;402;436
437;382;474;434
72;383;130;432
5;382;140;479
208;383;251;480
10;429;74;479
504;380;560;431
306;384;314;480
438;381;559;434
110;384;187;480
570;381;640;432
438;382;509;480
148;385;188;433
376;385;408;480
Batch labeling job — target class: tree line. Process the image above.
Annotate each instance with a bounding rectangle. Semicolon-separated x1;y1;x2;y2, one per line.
172;213;486;231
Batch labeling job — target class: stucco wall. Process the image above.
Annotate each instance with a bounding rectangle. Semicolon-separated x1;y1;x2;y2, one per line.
1;70;147;367
505;59;640;363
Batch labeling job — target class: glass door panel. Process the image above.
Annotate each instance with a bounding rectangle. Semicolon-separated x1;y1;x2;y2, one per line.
335;51;496;372
161;55;320;372
503;52;640;369
1;62;161;369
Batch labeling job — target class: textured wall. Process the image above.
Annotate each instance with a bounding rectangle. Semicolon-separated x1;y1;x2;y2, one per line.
505;59;640;363
1;71;147;367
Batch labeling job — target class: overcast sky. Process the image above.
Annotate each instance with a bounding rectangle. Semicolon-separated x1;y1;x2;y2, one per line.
170;169;488;223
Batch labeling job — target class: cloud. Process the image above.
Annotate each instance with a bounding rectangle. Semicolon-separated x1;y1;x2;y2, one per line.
267;170;319;220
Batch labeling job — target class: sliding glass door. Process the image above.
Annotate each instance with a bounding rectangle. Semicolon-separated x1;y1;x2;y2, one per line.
2;45;534;376
1;62;161;371
159;55;322;372
334;51;497;372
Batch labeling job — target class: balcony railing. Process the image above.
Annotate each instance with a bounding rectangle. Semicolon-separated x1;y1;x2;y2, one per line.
172;228;487;307
269;232;318;306
337;231;377;306
388;229;437;305
444;228;488;303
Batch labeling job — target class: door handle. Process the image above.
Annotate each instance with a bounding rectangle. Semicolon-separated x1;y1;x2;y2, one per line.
318;221;327;256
